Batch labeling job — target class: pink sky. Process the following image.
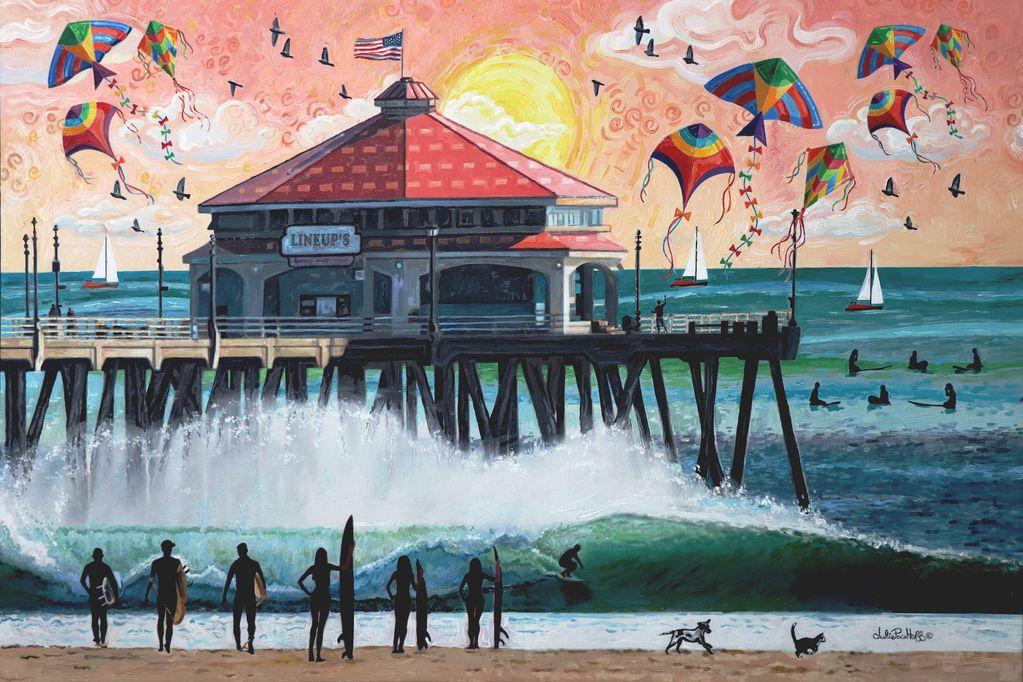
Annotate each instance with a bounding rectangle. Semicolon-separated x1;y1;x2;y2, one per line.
1;0;1021;272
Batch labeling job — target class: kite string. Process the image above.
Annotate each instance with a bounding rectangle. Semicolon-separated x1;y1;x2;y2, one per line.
831;176;856;212
67;157;91;183
660;212;685;278
911;93;930;121
639;158;654;202
715;172;735;225
907;135;941;173
116;164;155;205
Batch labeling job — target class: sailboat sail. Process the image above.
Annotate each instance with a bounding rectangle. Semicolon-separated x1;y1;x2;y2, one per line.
856;252;882;305
870;258;882;304
92;235;119;283
681;228;708;281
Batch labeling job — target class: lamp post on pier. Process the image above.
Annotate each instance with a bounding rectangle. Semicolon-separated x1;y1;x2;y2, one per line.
207;234;217;340
633;229;642;331
51;224;67;315
31;218;39;357
23;234;30;319
157;228;168;318
427;222;440;337
788;209;799;326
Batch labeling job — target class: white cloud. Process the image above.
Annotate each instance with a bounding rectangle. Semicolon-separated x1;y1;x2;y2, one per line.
760;199;902;245
441;92;566;152
594;0;857;85
295;98;377;147
1010;122;1023;160
827;100;990;164
53;198;193;238
0;19;57;43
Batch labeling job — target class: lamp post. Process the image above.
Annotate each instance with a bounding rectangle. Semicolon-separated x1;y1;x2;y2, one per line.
31;218;39;357
207;234;217;339
51;224;66;315
633;229;642;331
23;234;30;319
788;208;799;326
427;222;440;337
157;227;167;317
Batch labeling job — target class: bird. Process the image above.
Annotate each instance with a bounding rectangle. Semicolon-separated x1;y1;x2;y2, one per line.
633;16;649;46
110;180;127;200
882;177;899;198
591;79;604;96
682;45;698;65
130;218;144;233
948;173;965;198
280;37;293;58
904;216;917;230
173;177;190;201
645;38;658;57
319;47;333;67
269;16;285;47
228;80;243;96
339;84;352;99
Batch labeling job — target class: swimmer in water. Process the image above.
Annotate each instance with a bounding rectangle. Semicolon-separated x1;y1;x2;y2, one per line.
809;382;840;407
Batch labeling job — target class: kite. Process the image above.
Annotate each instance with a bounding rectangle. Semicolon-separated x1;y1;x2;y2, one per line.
136;20;205;122
930;24;988;109
771;142;856;272
857;25;927;80
62;102;154;204
867;89;940;172
639;124;735;275
705;57;822;267
48;20;132;89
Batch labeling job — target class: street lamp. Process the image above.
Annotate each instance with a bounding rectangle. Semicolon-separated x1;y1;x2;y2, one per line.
22;234;30;319
633;229;642;331
157;227;168;317
426;222;440;337
31;218;39;357
52;224;67;315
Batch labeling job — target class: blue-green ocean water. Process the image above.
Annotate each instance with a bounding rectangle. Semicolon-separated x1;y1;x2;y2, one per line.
0;268;1020;616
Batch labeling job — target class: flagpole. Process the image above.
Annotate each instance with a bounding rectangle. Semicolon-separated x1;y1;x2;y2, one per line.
401;28;405;79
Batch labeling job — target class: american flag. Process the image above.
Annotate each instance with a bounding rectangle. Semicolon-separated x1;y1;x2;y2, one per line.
354;32;403;61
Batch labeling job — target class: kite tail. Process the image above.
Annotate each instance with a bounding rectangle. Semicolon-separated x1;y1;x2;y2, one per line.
722;145;763;273
660;212;686;278
784;149;808;183
117;165;155;205
67;158;91;183
173;79;209;127
870;132;891;156
770;209;804;278
715;172;735;225
639;158;654;202
956;70;989;110
931;49;941;70
136;52;156;78
831;177;856;212
179;31;194;59
911;94;931;121
907;136;940;173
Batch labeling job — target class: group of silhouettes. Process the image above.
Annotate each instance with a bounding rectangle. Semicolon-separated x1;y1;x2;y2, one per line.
809;347;983;409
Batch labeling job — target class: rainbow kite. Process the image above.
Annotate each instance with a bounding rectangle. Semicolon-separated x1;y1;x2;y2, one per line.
857;25;927;79
137;20;205;122
62;102;154;204
930;23;987;109
867;89;940;172
48;20;132;89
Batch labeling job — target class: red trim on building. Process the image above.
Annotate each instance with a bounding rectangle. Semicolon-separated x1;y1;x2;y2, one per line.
511;232;627;252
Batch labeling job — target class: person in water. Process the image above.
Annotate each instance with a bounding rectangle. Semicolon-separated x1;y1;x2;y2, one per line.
910;383;957;409
954;348;983;374
458;557;497;650
867;384;890;405
653;298;668;334
809;382;840;407
298;547;340;662
221;542;266;654
908;350;929;372
558;544;584;578
80;548;117;647
143;539;182;653
385;555;414;654
848;349;890;375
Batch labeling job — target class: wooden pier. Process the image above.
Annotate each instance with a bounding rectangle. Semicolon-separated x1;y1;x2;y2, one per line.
0;312;809;509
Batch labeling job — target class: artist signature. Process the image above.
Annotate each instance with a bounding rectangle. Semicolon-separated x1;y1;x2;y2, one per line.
872;626;934;642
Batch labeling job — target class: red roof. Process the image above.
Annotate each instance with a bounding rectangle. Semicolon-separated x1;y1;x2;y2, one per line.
511;232;626;252
201;110;615;208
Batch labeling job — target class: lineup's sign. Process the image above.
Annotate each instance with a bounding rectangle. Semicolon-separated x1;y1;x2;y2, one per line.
281;225;361;256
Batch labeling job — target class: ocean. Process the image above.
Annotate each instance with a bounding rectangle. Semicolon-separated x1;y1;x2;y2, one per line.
0;267;1020;650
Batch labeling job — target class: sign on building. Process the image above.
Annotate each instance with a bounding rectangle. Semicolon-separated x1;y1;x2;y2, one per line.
281;225;361;266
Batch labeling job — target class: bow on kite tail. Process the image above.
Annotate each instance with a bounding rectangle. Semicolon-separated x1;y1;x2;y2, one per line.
106;78;183;165
904;71;963;140
659;209;688;278
720;144;764;271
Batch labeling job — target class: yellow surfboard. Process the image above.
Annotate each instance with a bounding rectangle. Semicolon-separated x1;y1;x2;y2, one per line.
254;573;268;604
173;565;188;625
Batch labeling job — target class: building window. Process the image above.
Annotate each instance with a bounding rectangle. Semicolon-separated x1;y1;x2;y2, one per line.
383;207;403;228
457;209;475;227
406;208;428;229
293;209;314;224
481;208;496;227
270;210;289;231
525;208;546;226
299;294;351;317
435;208;452;228
373;272;392;314
315;208;336;224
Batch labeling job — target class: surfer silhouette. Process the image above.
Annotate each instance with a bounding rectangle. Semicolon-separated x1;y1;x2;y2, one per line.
910;383;956;409
953;348;983;374
385;555;414;654
848;349;890;375
80;548;117;647
143;539;182;653
414;559;431;650
908;351;929;372
221;543;265;654
458;557;496;649
809;382;840;407
298;547;340;662
867;384;891;405
653;298;668;333
558;544;583;578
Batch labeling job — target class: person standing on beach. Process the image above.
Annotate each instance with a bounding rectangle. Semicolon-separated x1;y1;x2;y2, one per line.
143;539;182;653
221;543;265;654
385;555;414;654
458;557;496;649
79;548;117;647
298;547;340;663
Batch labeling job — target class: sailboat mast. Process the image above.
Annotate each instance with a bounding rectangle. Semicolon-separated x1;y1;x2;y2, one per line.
868;250;874;306
693;227;699;282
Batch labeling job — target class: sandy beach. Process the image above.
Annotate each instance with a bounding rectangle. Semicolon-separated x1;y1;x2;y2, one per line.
0;646;1019;681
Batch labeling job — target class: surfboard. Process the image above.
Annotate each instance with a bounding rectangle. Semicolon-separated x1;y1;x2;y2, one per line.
337;515;355;658
553;573;585;584
908;400;943;407
492;545;508;649
254;573;268;604
173;565;188;625
415;559;430;651
100;577;117;607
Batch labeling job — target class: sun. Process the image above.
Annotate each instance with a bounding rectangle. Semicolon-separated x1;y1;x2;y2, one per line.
438;54;579;168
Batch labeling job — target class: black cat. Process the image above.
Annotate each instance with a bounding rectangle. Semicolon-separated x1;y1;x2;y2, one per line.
791;622;826;657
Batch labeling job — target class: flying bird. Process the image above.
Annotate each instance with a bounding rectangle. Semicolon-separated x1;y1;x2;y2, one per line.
904;216;917;230
130;218;144;233
591;79;604;96
682;45;698;65
633;16;649;46
947;173;965;198
339;84;352;99
882;177;899;198
269;16;285;47
645;38;658;58
110;180;127;200
173;177;190;201
319;47;333;67
228;80;243;96
280;38;293;58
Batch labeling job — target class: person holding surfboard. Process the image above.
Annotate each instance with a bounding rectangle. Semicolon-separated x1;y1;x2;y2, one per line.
458;556;498;649
221;543;266;655
79;548;117;647
385;555;414;654
809;382;840;407
143;539;183;653
953;348;983;374
298;547;340;662
558;544;584;579
848;349;891;375
414;559;431;651
909;383;957;410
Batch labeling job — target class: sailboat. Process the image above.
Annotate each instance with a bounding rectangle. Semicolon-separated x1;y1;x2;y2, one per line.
845;250;883;311
670;226;708;288
83;232;119;289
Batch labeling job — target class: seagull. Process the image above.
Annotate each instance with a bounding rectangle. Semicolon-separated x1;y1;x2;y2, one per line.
633;16;650;46
110;180;127;200
228;80;243;96
904;216;917;231
130;218;144;233
591;79;604;96
682;45;698;65
269;16;285;47
280;37;293;59
645;38;658;57
947;173;965;198
339;84;352;99
882;177;899;198
319;47;334;67
173;177;190;201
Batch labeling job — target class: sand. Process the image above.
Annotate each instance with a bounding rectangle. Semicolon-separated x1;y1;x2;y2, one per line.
0;646;1020;681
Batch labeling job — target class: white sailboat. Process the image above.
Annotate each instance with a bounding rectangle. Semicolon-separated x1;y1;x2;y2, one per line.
670;226;709;288
83;232;120;289
845;249;883;311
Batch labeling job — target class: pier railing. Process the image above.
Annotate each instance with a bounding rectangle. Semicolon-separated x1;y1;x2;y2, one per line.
640;311;774;334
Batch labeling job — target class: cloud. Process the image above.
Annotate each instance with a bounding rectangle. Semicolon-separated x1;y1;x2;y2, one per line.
827;100;990;163
441;92;566;152
760;199;902;245
53;198;194;237
295;99;378;147
1010;122;1023;160
0;19;58;44
594;0;857;85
